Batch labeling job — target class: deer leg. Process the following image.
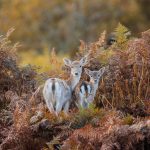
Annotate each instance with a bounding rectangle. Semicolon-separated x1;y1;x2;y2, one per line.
55;102;63;114
46;100;55;114
43;87;55;114
63;101;70;114
81;97;88;108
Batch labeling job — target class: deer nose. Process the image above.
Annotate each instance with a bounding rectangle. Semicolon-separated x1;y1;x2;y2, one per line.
94;79;97;82
75;73;78;76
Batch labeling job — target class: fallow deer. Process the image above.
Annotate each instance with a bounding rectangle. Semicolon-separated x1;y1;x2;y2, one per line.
74;67;106;108
43;56;88;115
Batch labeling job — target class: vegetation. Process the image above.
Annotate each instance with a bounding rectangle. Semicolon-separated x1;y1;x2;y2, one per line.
0;0;149;54
0;25;150;150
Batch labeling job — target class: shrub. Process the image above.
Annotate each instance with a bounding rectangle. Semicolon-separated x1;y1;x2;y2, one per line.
0;29;37;109
0;29;40;149
100;28;150;109
75;25;150;111
62;119;150;150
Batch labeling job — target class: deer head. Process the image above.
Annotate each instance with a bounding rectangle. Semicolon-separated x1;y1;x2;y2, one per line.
63;55;88;78
85;67;106;84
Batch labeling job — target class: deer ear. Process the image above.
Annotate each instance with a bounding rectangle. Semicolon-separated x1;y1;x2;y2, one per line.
80;54;89;66
84;68;91;76
98;67;106;76
63;58;72;67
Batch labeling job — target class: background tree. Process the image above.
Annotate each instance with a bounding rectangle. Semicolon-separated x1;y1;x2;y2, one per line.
0;0;149;54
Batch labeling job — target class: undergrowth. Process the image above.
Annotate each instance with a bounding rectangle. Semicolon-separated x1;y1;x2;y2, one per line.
76;24;150;112
70;104;105;129
0;25;150;150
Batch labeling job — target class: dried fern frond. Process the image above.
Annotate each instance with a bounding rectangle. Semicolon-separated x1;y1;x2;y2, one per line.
96;30;106;48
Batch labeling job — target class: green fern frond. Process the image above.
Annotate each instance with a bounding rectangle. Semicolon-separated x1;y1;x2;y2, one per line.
115;23;130;47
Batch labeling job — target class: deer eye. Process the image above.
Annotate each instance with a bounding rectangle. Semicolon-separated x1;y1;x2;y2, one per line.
80;65;81;67
98;75;100;77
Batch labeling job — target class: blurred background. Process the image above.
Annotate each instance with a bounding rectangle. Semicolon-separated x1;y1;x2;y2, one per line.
0;0;149;70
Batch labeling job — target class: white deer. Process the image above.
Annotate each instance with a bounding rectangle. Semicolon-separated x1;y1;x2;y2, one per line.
43;56;88;115
74;67;106;108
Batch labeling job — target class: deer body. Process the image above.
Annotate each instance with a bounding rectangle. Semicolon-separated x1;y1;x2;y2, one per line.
74;67;106;108
43;57;88;114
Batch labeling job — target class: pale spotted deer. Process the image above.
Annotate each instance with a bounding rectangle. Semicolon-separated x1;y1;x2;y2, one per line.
74;67;106;108
43;56;88;115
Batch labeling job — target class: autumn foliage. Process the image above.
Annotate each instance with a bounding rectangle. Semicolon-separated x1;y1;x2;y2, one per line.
0;26;150;150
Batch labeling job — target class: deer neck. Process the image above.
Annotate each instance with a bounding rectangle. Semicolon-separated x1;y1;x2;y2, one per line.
67;74;80;91
91;82;99;96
